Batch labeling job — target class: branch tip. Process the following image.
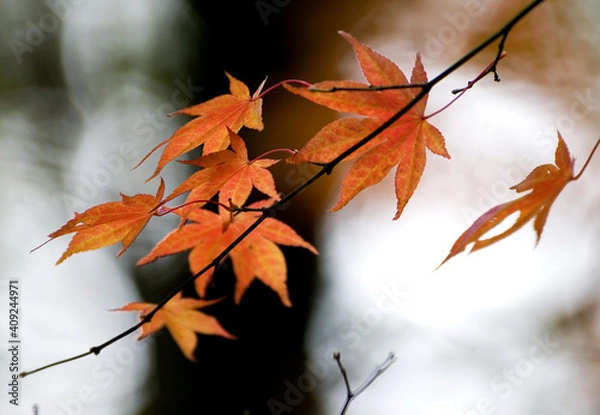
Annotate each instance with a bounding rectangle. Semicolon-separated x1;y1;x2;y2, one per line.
334;351;396;415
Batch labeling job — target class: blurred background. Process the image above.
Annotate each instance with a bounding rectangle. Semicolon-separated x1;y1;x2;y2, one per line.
1;1;600;414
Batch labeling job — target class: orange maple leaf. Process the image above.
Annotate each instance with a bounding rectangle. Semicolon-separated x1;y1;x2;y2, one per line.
137;200;318;307
285;31;449;220
36;179;165;264
114;292;235;361
162;128;279;217
138;73;265;181
440;132;598;266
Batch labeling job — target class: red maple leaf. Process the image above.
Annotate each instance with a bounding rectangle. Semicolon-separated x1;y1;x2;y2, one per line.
162;128;279;218
114;293;235;361
285;31;449;219
138;200;318;307
35;179;165;264
137;73;265;181
440;133;599;266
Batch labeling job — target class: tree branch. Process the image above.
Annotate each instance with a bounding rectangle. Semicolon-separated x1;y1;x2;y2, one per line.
334;352;396;415
20;0;546;378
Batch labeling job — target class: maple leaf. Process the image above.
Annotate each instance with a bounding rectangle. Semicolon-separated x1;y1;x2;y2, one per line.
114;292;235;361
440;132;590;266
138;73;265;181
285;31;449;220
137;200;318;307
36;179;165;265
162;128;279;217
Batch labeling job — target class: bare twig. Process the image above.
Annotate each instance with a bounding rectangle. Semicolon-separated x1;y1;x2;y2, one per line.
450;51;508;95
425;51;507;119
334;352;396;415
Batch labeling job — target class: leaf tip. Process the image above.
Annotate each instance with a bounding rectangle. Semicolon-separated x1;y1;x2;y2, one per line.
136;256;152;267
145;171;159;183
435;254;453;271
221;330;238;340
55;253;68;266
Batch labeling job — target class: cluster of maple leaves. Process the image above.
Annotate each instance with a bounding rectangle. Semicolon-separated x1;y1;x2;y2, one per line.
35;32;598;360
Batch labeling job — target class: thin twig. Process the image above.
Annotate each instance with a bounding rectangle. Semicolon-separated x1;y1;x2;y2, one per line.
450;51;508;95
353;352;396;396
19;351;92;378
20;0;546;378
425;51;507;119
334;352;396;415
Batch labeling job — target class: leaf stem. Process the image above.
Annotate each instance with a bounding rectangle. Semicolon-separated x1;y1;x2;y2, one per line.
156;199;231;216
250;148;298;163
256;79;312;99
573;138;600;181
308;83;427;93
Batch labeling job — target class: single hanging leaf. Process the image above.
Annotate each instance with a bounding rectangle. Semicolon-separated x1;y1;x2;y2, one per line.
162;128;279;217
113;292;235;361
138;73;266;181
37;179;165;264
440;132;577;266
285;31;449;220
137;200;318;307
